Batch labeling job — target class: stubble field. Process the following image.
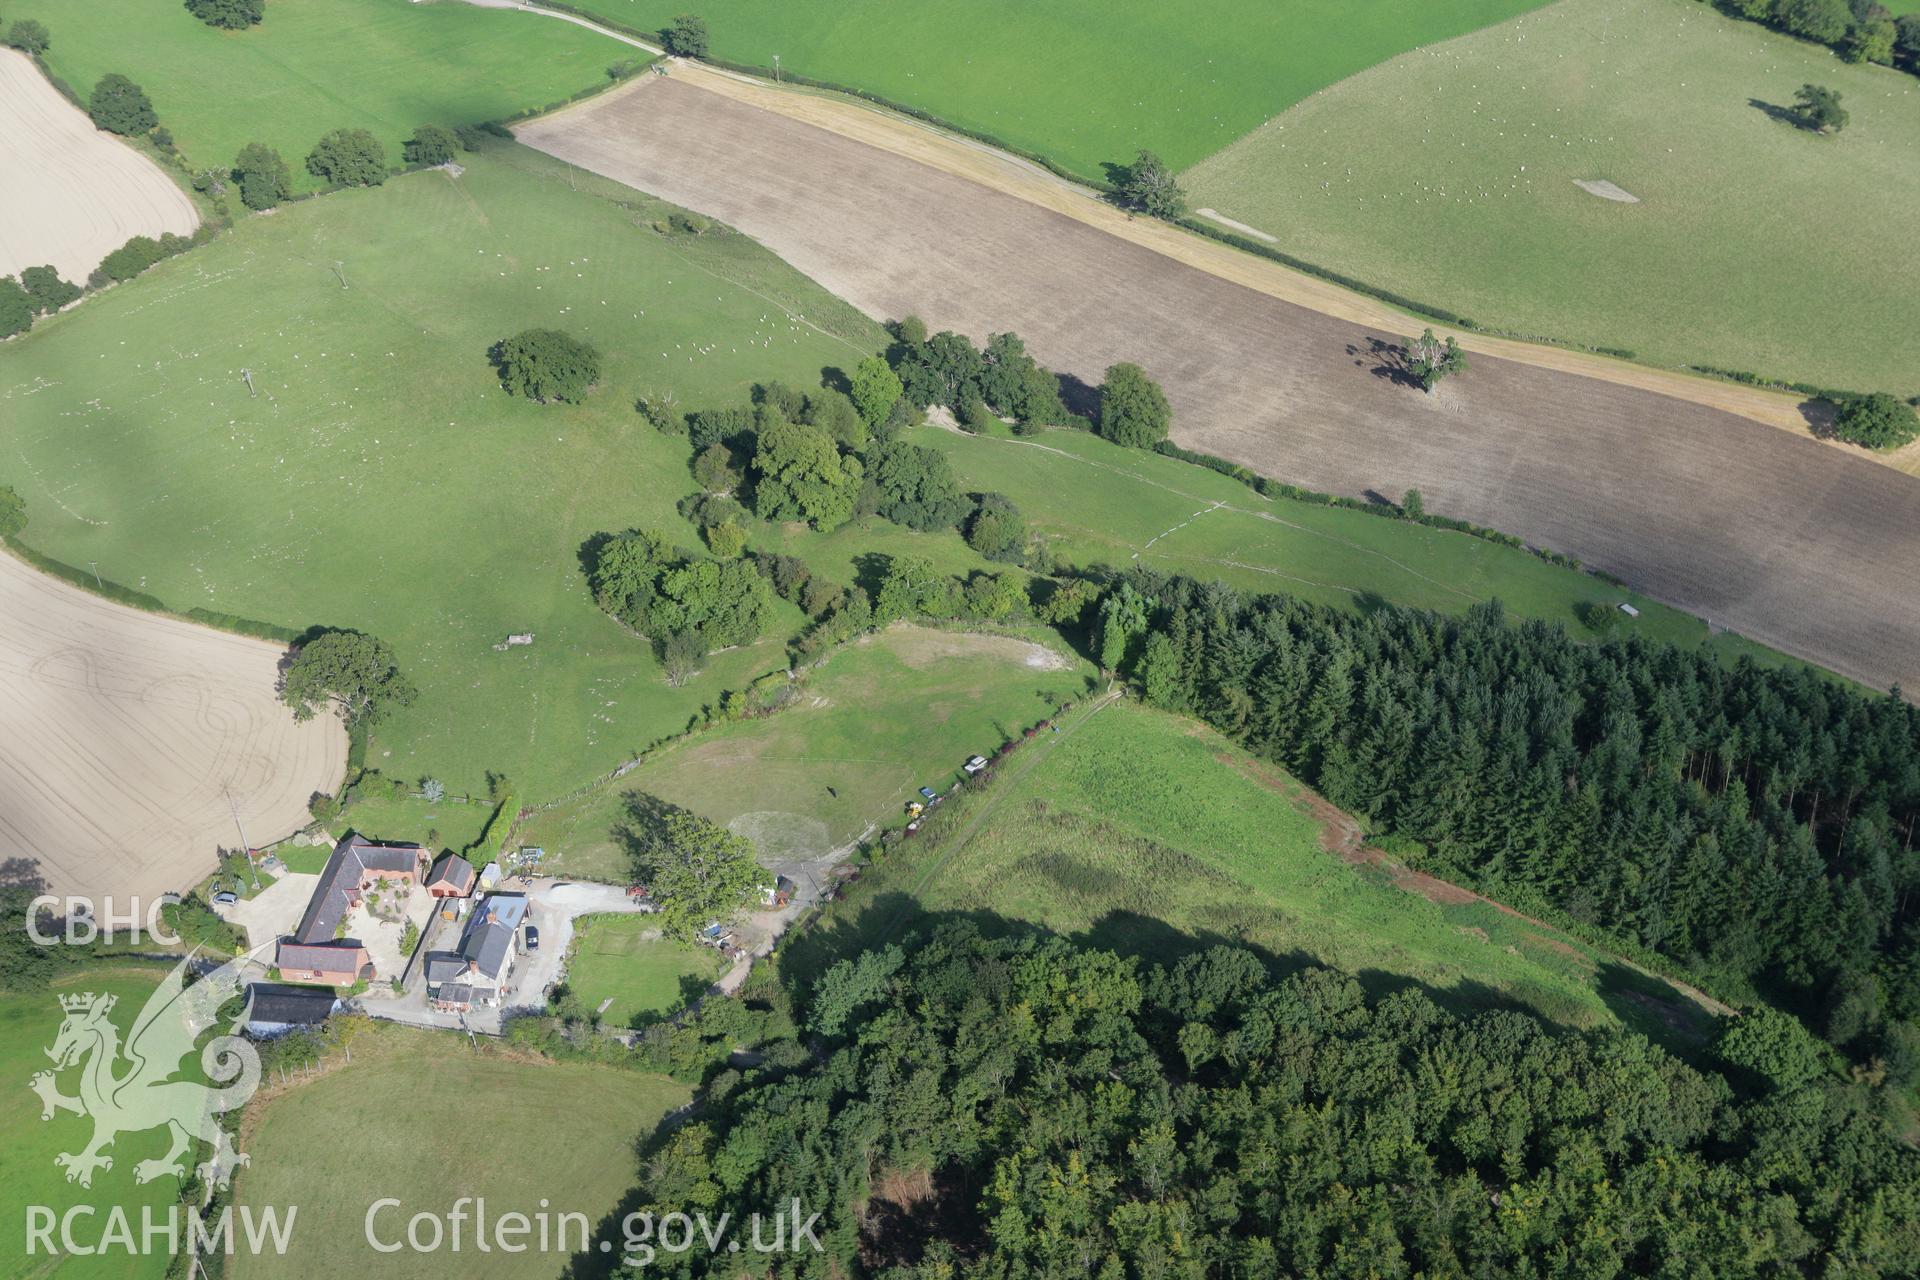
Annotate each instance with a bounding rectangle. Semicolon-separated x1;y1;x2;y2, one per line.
0;49;198;283
0;552;344;904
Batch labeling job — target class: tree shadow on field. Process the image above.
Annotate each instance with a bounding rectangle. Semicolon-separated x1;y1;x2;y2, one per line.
1797;396;1842;440
850;550;892;602
1055;371;1100;419
613;790;686;881
1348;338;1419;390
1747;98;1808;131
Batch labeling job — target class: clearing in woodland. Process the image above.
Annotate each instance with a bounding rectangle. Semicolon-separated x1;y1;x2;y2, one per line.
518;624;1092;882
796;699;1724;1050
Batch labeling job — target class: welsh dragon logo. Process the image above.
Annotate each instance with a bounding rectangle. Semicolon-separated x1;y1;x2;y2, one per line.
28;949;265;1190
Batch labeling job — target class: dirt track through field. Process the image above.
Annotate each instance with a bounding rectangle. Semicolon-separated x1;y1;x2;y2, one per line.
0;49;198;284
0;553;345;907
520;76;1920;692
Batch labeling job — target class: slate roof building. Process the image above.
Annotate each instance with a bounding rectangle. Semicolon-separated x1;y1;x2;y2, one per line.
425;893;528;1011
243;983;341;1038
274;834;424;984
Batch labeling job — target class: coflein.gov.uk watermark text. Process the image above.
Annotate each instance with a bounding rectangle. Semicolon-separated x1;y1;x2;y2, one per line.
365;1198;824;1267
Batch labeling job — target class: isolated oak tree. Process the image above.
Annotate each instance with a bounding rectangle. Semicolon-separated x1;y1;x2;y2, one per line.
1119;149;1186;219
491;328;601;403
89;74;157;136
634;808;766;939
1793;83;1848;133
232;142;291;210
1832;392;1919;449
1405;327;1468;392
305;128;387;187
281;631;417;727
1096;362;1172;447
661;13;709;57
185;0;264;30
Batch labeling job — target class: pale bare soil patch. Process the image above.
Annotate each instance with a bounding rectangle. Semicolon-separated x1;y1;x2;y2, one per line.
518;77;1920;693
868;624;1071;671
0;50;198;284
0;552;345;905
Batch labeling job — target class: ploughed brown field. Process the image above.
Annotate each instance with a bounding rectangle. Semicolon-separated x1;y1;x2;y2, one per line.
520;76;1920;694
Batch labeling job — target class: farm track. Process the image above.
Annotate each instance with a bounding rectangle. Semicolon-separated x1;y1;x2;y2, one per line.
0;551;346;905
519;75;1920;694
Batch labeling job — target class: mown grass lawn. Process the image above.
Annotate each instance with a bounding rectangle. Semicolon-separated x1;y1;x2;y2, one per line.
520;624;1092;881
0;142;882;801
799;700;1720;1046
231;1026;687;1279
1185;0;1920;394
565;916;724;1027
582;0;1546;177
26;0;623;193
0;964;186;1280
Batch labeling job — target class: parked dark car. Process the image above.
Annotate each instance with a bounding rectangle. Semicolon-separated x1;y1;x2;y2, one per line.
523;924;540;952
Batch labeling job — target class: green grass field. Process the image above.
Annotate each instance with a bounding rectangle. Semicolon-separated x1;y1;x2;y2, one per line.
804;699;1721;1045
923;425;1802;673
566;916;725;1027
231;1026;688;1278
1185;0;1920;393
581;0;1544;176
0;141;883;800
0;965;183;1280
1;123;1804;815
25;0;621;193
520;624;1092;881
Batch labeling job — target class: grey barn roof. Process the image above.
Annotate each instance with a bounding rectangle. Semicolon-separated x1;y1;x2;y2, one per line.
245;983;339;1027
292;834;421;943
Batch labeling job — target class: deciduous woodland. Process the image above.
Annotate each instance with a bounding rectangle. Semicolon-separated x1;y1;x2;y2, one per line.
612;927;1920;1277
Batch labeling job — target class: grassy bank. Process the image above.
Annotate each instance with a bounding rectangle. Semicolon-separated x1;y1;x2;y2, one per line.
797;699;1723;1049
1186;0;1920;393
572;0;1545;177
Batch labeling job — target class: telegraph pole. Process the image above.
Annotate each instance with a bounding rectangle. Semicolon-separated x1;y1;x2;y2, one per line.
226;787;261;891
